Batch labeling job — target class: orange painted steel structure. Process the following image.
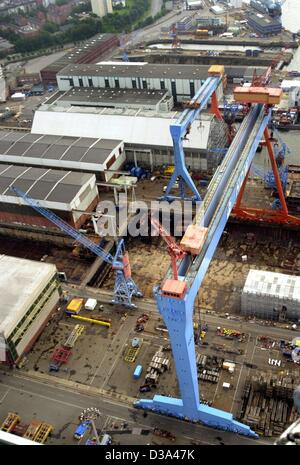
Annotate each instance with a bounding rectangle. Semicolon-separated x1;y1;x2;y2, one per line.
232;126;300;226
234;87;282;105
150;216;186;281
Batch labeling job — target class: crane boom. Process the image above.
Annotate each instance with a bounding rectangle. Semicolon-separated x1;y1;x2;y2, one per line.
11;185;114;265
10;185;142;308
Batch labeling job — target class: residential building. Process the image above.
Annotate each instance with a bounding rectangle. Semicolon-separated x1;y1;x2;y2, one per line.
91;0;113;17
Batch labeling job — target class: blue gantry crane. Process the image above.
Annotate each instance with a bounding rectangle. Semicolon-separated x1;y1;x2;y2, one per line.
161;66;225;202
135;83;285;436
10;186;142;308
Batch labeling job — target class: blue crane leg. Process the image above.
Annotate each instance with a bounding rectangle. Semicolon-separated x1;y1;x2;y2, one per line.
161;75;222;201
135;293;257;438
136;106;270;438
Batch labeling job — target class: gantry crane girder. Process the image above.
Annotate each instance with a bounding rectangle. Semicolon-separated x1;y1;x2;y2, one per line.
10;186;142;308
135;101;275;437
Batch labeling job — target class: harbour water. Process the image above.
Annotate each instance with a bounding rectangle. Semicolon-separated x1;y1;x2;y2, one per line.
279;0;300;163
251;0;300;164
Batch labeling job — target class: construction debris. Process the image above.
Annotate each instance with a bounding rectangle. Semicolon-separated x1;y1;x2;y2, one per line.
196;353;224;384
240;371;300;437
141;346;171;386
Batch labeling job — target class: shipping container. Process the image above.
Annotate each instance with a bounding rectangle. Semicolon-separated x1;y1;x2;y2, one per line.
133;364;143;379
66;298;84;315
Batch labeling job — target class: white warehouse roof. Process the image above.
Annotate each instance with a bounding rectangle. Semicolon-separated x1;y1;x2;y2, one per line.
31;107;212;150
0;255;57;338
281;80;300;91
243;269;300;302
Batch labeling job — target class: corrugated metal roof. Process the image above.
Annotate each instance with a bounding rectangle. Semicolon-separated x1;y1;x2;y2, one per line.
0;131;122;168
58;62;268;80
31;110;212;150
243;269;300;302
0;164;95;205
56;87;168;106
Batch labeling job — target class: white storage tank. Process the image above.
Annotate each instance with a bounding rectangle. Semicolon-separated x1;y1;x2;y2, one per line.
241;269;300;320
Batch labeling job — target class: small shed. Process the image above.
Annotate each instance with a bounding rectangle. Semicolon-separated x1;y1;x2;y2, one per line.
85;298;97;311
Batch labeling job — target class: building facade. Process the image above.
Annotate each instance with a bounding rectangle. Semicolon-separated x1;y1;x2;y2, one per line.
247;12;282;36
241;269;300;320
40;34;119;85
91;0;113;17
56;62;226;104
0;255;60;365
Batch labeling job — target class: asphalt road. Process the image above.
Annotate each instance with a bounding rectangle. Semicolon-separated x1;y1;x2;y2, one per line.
151;0;163;17
0;370;271;445
62;283;299;342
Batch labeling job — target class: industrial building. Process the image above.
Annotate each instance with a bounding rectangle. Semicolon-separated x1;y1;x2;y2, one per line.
241;269;300;320
31;106;228;172
176;16;195;31
246;12;282;36
210;5;225;14
0;165;99;229
0;255;60;365
56;62;268;102
186;0;203;9
40;34;119;85
196;16;226;27
0;131;125;180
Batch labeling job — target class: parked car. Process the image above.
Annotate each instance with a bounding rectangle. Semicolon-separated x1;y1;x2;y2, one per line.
74;422;90;440
139;385;151;393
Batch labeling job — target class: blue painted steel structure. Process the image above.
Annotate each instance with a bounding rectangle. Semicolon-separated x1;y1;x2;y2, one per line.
252;164;288;190
136;104;272;437
10;186;142;308
161;75;223;202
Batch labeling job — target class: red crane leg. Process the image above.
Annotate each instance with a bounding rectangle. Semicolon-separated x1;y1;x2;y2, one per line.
171;256;179;281
234;167;251;210
211;91;223;121
264;127;288;217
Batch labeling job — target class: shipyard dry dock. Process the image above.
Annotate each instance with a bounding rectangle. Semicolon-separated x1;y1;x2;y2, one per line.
1;57;300;443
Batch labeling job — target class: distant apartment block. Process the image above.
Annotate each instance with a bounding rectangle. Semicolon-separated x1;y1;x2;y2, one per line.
0;0;37;15
91;0;112;17
40;33;119;85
